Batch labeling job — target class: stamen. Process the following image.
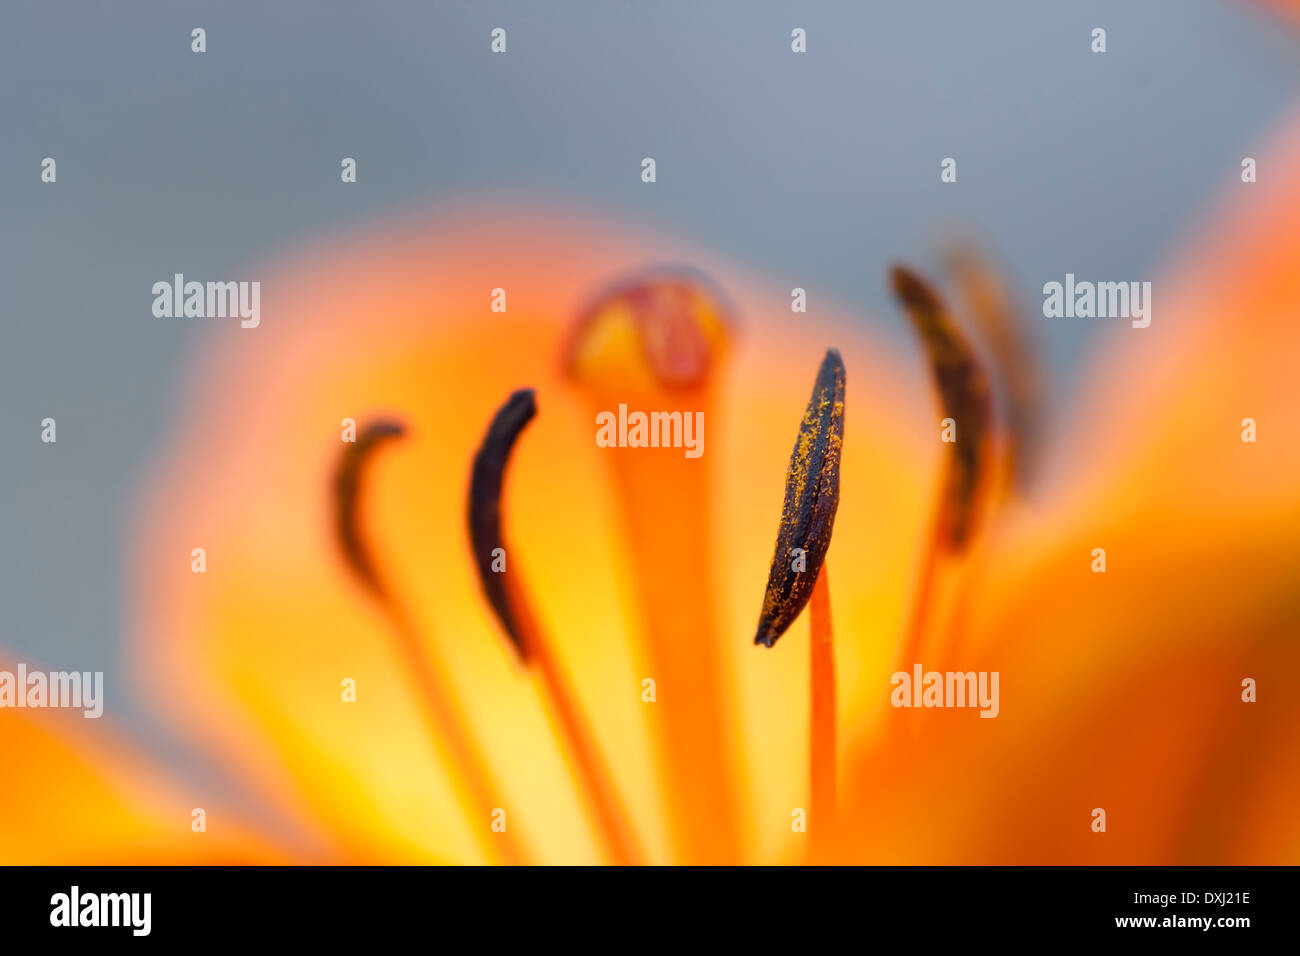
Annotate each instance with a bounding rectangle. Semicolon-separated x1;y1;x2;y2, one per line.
468;391;644;866
754;348;846;648
943;242;1044;496
889;265;993;665
334;420;524;865
808;563;836;860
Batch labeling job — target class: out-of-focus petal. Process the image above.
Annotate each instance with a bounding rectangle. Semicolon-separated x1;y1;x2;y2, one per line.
0;666;287;864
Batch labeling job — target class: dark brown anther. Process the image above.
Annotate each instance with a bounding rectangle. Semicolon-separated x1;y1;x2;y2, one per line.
890;265;992;550
467;388;537;657
754;349;846;648
334;420;406;599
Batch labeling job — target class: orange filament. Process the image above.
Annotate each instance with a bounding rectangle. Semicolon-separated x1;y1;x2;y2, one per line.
503;569;644;865
809;563;836;857
378;604;526;865
899;514;942;668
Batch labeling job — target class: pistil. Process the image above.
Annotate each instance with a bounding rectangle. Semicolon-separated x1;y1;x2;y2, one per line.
564;274;741;864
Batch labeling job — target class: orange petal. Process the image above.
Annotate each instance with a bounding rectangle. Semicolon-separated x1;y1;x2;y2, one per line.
0;659;287;864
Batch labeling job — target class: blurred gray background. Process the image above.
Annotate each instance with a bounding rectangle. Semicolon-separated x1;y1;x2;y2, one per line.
2;0;1298;774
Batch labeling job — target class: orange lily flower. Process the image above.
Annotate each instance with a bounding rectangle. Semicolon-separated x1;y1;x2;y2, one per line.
4;111;1298;864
